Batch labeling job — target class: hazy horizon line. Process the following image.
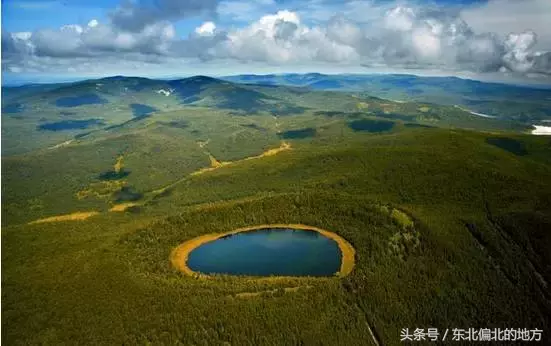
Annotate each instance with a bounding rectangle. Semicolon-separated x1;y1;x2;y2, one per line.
2;72;551;89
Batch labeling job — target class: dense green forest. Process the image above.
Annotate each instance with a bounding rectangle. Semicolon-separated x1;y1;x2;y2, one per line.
2;76;551;345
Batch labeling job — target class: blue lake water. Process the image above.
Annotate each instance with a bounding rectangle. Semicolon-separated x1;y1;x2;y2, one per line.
187;228;342;277
486;137;528;156
2;103;24;114
55;94;107;107
348;119;395;133
279;128;316;139
38;119;104;131
130;103;157;118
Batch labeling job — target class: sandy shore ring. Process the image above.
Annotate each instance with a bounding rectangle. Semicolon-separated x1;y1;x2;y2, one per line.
170;224;356;278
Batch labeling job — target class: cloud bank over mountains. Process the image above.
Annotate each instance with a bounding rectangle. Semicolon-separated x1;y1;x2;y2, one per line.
2;0;550;81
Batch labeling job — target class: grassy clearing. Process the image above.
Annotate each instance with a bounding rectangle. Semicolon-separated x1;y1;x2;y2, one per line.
48;139;74;150
253;141;291;158
77;180;127;200
109;202;141;212
189;141;291;177
28;211;99;224
390;208;414;229
356;102;369;110
114;154;124;173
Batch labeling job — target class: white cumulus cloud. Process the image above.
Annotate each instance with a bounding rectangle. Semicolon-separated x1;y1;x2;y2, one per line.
88;19;99;28
195;22;216;36
2;1;550;81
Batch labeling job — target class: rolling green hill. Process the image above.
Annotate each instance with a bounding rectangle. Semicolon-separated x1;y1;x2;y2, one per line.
1;76;531;156
2;75;551;345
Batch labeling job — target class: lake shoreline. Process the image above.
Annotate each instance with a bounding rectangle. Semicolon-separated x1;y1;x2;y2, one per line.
170;223;356;279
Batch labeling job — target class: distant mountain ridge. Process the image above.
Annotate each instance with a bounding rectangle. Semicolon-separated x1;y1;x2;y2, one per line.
6;73;545;122
221;73;551;121
2;73;549;139
223;73;551;90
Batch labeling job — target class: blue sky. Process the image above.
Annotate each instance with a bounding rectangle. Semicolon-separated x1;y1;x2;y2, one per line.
2;0;489;31
2;0;550;84
3;1;110;32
